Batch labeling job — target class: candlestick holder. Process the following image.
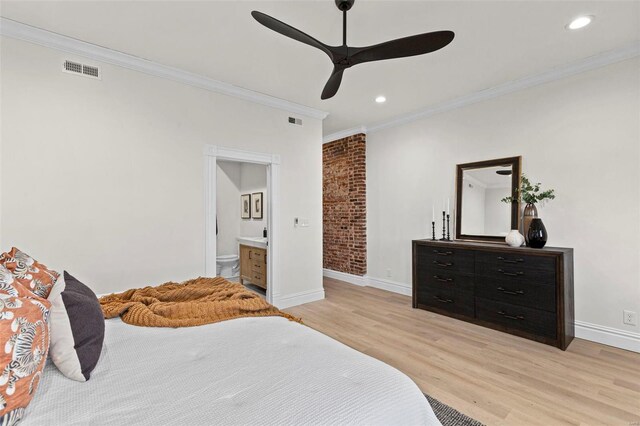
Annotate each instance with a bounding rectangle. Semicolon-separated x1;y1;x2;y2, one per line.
446;214;451;241
439;211;447;241
431;221;436;240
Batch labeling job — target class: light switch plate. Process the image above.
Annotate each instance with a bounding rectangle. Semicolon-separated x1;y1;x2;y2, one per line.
294;217;310;227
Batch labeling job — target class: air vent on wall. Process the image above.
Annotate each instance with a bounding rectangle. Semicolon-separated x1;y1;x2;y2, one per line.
63;60;101;80
288;117;302;126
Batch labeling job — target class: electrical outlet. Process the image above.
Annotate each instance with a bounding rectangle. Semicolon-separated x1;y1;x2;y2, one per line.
386;268;392;278
623;310;637;326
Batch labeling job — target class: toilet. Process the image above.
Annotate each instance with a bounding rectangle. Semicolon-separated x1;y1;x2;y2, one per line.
216;254;239;278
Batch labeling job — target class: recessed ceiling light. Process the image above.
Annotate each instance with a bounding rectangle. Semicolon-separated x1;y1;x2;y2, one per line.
567;15;593;30
375;96;386;103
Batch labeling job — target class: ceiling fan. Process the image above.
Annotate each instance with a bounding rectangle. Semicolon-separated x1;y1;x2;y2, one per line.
251;0;455;100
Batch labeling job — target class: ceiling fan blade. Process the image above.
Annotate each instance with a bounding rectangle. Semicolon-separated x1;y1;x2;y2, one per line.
251;11;334;60
350;30;455;65
321;67;346;100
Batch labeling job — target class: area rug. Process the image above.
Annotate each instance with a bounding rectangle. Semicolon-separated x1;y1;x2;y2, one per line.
425;394;485;426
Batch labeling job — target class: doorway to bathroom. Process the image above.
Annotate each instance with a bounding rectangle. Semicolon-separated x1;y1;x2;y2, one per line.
203;146;280;305
217;160;267;294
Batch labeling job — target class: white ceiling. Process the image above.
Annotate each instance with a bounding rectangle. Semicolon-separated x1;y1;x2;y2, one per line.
2;1;639;135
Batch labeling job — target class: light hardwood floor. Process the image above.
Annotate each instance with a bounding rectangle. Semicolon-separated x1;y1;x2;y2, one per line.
286;278;640;426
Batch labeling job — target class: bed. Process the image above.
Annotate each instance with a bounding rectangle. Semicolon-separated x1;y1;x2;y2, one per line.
25;315;440;425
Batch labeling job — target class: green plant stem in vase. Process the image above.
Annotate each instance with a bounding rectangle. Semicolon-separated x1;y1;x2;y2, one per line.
501;174;556;246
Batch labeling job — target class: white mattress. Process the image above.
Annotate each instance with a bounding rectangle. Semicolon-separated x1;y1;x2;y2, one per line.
25;316;440;425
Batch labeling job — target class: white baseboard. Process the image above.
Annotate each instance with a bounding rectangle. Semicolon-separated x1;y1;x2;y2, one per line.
575;321;640;353
273;289;325;310
322;269;411;296
322;268;367;286
366;276;412;296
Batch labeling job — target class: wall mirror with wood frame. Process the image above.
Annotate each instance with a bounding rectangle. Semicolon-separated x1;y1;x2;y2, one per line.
455;156;521;242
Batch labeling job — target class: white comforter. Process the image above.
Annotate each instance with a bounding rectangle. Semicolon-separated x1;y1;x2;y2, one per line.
25;316;440;425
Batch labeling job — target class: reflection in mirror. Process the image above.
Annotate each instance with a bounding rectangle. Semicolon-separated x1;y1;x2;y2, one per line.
460;165;513;237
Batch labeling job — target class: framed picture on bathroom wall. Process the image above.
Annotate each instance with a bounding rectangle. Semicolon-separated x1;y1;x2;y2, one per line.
252;192;263;219
241;194;251;219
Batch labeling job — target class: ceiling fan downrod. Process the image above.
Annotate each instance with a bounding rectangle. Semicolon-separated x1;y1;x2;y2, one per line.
336;0;354;46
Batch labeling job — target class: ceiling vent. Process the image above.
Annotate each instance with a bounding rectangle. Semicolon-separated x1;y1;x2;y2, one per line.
288;117;302;126
63;60;101;80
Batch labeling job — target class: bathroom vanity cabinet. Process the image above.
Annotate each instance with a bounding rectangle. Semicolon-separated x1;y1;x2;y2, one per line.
239;244;267;289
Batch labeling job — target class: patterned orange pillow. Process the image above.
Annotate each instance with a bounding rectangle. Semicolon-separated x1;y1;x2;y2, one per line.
0;248;59;299
0;267;39;300
0;292;50;425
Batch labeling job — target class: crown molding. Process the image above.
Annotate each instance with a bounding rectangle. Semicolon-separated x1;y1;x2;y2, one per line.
0;18;329;121
325;42;640;137
322;125;367;144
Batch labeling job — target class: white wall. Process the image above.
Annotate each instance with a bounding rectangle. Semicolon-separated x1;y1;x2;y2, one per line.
0;37;324;304
216;161;241;256
239;163;267;238
367;58;640;338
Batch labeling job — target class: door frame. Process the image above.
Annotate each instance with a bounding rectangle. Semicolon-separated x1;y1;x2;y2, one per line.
204;145;281;304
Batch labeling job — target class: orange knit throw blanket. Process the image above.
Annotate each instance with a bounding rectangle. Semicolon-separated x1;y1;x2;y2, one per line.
99;277;301;327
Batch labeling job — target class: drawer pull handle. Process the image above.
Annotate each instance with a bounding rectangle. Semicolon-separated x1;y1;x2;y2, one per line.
497;287;525;295
433;261;453;267
498;311;525;321
497;256;524;264
498;269;524;277
433;275;453;283
433;296;454;304
433;250;453;256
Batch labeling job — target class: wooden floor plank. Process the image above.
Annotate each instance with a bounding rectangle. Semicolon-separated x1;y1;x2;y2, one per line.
286;278;640;425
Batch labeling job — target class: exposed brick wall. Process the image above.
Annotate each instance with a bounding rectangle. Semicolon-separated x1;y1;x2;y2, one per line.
323;134;366;276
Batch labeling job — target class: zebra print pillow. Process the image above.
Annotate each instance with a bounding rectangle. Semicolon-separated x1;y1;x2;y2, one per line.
0;248;59;299
0;268;51;426
0;266;40;300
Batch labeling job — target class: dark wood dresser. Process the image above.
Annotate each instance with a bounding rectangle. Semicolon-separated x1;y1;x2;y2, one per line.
412;240;574;350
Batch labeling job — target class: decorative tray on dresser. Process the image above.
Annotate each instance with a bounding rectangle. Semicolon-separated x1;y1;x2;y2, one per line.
412;240;574;350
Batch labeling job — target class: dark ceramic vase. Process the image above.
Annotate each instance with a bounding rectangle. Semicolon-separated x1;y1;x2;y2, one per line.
527;218;547;248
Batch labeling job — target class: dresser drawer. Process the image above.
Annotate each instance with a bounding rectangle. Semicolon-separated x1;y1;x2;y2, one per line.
250;271;266;287
476;298;557;338
416;286;474;318
416;268;474;293
251;261;265;274
476;251;556;270
250;250;265;263
476;277;556;312
415;245;475;274
476;252;556;284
